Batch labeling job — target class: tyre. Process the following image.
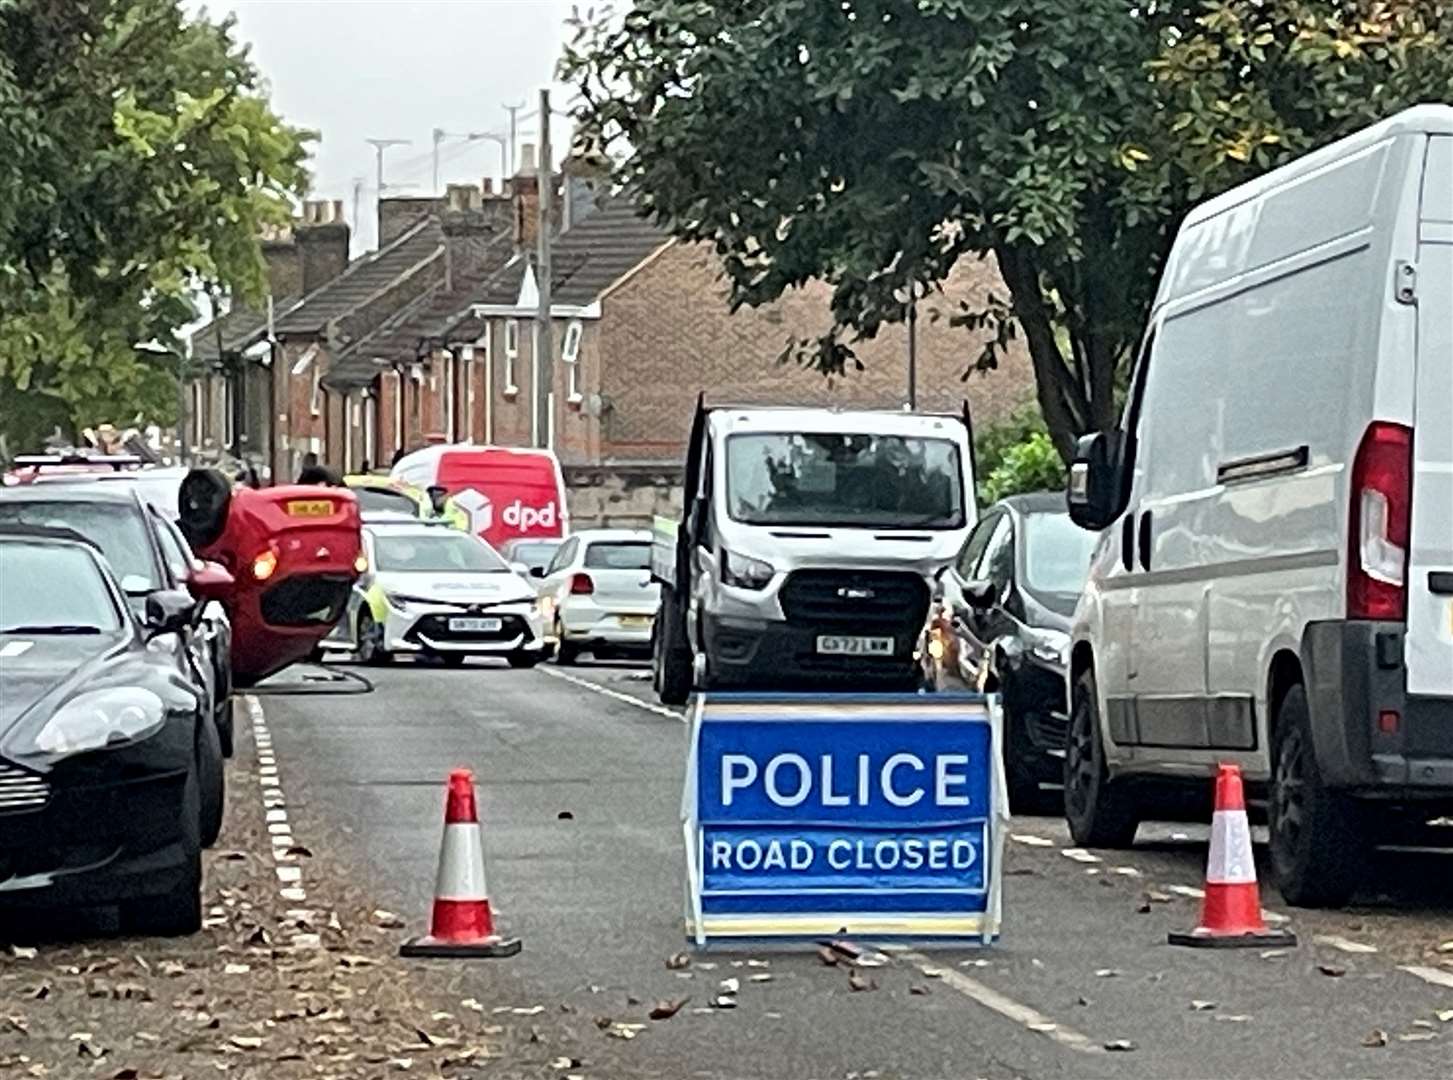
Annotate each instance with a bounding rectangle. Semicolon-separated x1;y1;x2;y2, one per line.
553;621;581;666
654;589;692;706
1269;684;1363;908
197;712;225;849
120;759;202;937
508;651;541;669
1005;715;1058;817
1063;668;1140;848
356;610;390;666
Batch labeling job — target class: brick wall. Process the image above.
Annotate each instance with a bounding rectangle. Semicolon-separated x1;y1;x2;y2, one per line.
596;242;1034;461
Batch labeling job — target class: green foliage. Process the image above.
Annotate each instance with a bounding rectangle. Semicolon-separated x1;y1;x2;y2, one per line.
0;0;312;440
974;404;1065;505
561;0;1453;461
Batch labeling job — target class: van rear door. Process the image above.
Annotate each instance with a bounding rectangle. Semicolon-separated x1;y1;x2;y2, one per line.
1407;135;1453;697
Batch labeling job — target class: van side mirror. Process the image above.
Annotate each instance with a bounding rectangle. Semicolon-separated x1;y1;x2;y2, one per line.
1067;431;1122;530
961;580;998;610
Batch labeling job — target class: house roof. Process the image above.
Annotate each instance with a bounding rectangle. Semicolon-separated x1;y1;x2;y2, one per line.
273;219;445;336
190;296;298;364
325;233;516;390
476;196;671;308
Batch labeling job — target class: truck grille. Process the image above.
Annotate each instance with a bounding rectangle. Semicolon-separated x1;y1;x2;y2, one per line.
779;570;930;631
0;763;50;815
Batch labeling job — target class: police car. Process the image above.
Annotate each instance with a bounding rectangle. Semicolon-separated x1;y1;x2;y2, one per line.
333;520;548;668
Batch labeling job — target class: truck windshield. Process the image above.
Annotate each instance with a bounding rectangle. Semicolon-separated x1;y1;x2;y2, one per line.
725;432;965;529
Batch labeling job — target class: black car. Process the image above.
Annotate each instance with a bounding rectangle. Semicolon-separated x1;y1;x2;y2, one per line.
0;527;213;935
0;486;229;844
941;492;1100;813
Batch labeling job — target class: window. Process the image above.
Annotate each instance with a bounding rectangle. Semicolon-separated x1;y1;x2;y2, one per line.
546;537;578;576
583;541;651;571
152;511;194;586
0;501;160;593
976;515;1015;593
309;367;323;418
222;377;234;449
956;512;999;579
1022;511;1101;597
372;532;511;574
562;320;583;403
0;543;123;634
504;319;519;394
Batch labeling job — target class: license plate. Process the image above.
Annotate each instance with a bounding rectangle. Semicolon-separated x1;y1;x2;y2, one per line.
449;617;502;632
286;499;334;517
618;615;652;628
817;635;894;656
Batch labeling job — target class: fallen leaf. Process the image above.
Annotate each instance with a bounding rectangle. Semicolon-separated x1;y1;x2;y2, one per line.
1010;833;1053;847
1398;1031;1437;1042
749;973;773;983
1076;996;1092;1007
718;977;739;995
606;1022;645;1040
1436;940;1453;954
460;999;484;1013
511;1005;545;1016
909;985;931;996
1215;1015;1252;1024
223;963;250;975
1095;969;1122;978
337;955;378;969
1190;1000;1217;1012
159;961;186;977
816;946;839;967
1061;848;1102;864
9;946;37;960
747;959;770;968
285;844;312;858
847;969;877;993
665;952;691;971
557;811;574;821
649;998;689;1021
371;910;405;929
1145;890;1173;904
228;1036;263;1050
1318;964;1347;978
1436;1008;1453;1023
711;995;737;1009
1104;1040;1137;1052
592;1016;613;1031
921;967;945;979
548;1058;581;1070
1362;1028;1389;1048
1260;950;1289;960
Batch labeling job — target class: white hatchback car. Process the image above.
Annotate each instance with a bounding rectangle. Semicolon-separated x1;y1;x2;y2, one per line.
539;529;659;664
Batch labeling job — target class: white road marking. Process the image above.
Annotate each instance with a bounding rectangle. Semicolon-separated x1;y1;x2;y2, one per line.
898;950;1102;1055
244;696;318;948
536;666;687;722
1401;965;1453;990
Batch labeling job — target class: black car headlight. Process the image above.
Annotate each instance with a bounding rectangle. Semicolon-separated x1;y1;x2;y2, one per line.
720;549;775;590
30;687;168;757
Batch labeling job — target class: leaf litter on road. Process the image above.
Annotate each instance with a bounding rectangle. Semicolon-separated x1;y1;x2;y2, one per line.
649;998;690;1020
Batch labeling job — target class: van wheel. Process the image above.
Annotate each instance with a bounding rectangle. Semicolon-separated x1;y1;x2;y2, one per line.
1270;685;1362;908
654;591;691;707
1063;670;1140;848
121;760;202;937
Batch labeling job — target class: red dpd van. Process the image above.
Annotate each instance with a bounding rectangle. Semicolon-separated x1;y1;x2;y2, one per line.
390;445;569;549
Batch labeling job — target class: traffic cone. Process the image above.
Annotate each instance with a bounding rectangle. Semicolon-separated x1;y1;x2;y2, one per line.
1168;763;1297;949
400;769;522;958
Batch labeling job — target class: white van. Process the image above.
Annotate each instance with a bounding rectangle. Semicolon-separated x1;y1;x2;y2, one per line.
1065;105;1452;907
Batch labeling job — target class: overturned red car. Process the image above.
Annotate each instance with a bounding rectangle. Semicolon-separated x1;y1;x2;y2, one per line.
178;471;363;687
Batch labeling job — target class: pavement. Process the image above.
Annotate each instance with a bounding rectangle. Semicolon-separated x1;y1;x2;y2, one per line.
238;657;1453;1080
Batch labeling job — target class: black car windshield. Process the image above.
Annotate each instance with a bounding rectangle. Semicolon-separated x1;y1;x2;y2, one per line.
354;486;419;516
1022;511;1100;597
506;540;561;572
373;532;509;574
584;541;651;570
0;543;123;633
0;500;159;591
726;432;964;529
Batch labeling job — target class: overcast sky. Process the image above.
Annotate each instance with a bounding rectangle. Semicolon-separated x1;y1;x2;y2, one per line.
199;0;581;251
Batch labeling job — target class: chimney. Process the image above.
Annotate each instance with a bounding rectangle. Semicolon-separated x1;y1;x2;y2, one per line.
259;222;302;299
296;198;350;295
378;195;443;247
439;183;508;290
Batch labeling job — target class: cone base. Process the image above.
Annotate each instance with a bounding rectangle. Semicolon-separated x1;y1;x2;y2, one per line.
1168;927;1297;950
400;934;522;959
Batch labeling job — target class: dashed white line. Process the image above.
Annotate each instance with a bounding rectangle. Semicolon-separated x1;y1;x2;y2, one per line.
536;666;687;722
243;696;318;946
897;950;1103;1055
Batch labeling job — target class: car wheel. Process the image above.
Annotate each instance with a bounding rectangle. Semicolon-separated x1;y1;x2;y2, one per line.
1063;669;1140;848
1270;684;1363;908
120;758;202;937
356;610;389;666
197;713;225;849
553;620;580;665
508;651;541;669
1003;701;1058;817
654;589;691;707
214;696;235;759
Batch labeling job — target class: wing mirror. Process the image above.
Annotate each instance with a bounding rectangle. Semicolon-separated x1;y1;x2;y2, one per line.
961;580;998;610
528;565;546;579
145;589;201;638
187;560;234;602
1067;431;1123;531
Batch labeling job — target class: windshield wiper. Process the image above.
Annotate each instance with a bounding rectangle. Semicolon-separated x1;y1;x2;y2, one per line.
0;624;104;635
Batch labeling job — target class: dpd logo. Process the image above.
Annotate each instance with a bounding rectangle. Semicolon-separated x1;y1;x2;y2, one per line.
502;500;558;532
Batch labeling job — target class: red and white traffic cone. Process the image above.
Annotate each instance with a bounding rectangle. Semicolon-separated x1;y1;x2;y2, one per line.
1168;763;1296;949
400;769;522;958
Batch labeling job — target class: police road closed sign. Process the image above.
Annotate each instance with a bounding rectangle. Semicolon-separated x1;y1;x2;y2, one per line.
682;693;1007;945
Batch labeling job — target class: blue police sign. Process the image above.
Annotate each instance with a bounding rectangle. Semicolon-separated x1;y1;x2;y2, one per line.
682;693;1007;945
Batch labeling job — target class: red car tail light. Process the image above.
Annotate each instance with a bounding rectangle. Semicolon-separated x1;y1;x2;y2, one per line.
1347;421;1412;621
570;572;595;595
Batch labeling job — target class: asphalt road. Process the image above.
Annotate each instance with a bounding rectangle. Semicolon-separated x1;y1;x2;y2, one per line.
255;660;1453;1080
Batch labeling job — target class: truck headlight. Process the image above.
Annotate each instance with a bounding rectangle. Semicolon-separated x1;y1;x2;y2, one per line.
1024;627;1071;668
721;549;774;590
32;688;167;757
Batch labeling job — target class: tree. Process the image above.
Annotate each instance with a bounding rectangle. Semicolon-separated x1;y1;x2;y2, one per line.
0;0;312;442
561;0;1453;461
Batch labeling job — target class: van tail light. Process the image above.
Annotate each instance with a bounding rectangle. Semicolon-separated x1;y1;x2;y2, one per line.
570;572;595;596
1347;421;1412;621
